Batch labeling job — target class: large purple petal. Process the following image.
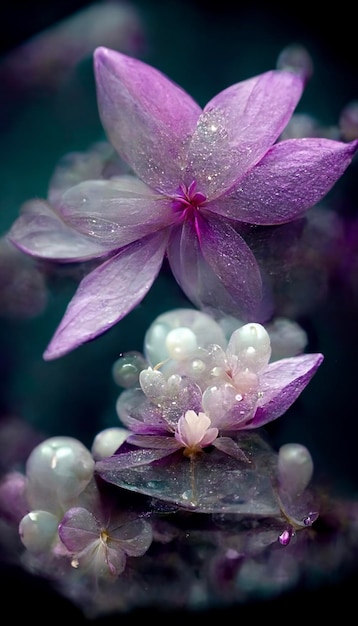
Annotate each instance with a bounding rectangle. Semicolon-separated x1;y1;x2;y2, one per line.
247;353;324;428
215;138;358;224
94;47;202;192
43;232;167;360
212;436;250;463
57;176;178;246
167;222;239;316
198;214;263;318
167;217;262;320
8;199;110;261
186;70;304;200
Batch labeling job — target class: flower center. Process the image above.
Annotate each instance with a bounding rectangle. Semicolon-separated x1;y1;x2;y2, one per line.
171;180;207;215
100;528;110;544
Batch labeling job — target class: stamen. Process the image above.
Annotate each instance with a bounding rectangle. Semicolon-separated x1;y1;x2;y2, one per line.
171;180;207;213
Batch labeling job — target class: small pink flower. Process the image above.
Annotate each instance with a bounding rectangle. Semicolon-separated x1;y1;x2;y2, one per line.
175;410;218;456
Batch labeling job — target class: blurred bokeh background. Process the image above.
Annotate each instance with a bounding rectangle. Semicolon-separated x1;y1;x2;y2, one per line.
0;0;357;620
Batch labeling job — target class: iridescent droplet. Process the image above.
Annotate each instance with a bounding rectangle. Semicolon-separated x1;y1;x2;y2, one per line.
278;526;296;546
303;511;319;526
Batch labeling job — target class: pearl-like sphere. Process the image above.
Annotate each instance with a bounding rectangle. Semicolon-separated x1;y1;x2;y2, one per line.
25;436;95;513
278;443;314;495
227;322;272;373
144;308;227;368
19;510;59;551
91;427;130;460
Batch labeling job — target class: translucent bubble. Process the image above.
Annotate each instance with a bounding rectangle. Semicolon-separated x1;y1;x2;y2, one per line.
165;327;198;359
265;317;308;360
227;323;271;373
112;351;147;388
25;436;95;513
19;510;59;551
339;100;358;141
144;308;227;368
91;427;130;460
278;443;314;495
276;44;314;82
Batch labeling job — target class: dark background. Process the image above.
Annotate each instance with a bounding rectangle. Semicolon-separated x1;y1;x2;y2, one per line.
0;1;357;621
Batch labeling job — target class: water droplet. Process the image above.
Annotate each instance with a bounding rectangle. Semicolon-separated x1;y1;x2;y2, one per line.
303;511;319;526
181;490;197;507
278;526;296;546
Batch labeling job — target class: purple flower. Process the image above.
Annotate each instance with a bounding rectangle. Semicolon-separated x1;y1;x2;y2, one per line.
58;506;153;579
8;47;358;359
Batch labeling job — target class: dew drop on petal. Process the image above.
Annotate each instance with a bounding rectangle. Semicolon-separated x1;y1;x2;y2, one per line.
278;526;296;546
303;511;319;526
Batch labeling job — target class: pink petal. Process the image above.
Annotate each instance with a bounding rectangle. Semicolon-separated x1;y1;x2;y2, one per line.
199;427;219;447
176;410;211;446
57;176;178;247
212;436;250;463
216;138;358;224
43;232;167;360
8;199;110;261
186;70;304;199
94;47;202;192
247;353;324;428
